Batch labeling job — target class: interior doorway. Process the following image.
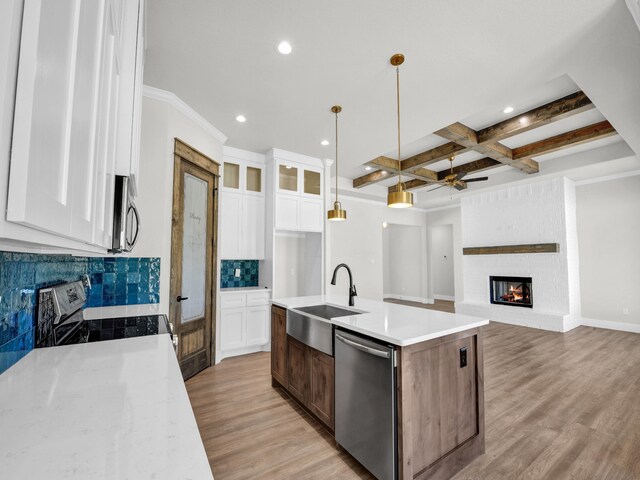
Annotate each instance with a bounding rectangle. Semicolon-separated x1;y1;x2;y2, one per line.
429;224;455;301
170;139;219;380
382;224;428;303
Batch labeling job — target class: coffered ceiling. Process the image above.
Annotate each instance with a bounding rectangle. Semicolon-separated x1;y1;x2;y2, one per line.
144;0;640;200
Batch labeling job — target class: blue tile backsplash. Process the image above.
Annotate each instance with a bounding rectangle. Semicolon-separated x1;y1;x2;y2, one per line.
0;252;160;375
220;260;259;288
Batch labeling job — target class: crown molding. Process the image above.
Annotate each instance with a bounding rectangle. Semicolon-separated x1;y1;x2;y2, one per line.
142;85;228;144
574;169;640;186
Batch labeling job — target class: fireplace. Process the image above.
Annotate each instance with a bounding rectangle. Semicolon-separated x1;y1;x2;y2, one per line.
490;276;533;308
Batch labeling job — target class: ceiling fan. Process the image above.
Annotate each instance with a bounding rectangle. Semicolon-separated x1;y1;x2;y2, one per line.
430;156;489;191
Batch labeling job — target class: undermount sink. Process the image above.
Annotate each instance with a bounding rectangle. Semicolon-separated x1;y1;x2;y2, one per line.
294;304;362;320
287;304;364;356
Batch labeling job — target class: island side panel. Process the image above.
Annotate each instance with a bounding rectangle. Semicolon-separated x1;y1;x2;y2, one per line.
397;327;485;480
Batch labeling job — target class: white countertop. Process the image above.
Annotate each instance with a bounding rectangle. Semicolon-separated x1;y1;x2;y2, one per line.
272;295;489;346
83;303;164;320
0;335;213;480
219;286;271;293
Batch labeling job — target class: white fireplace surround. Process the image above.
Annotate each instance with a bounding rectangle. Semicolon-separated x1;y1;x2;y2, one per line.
456;177;582;332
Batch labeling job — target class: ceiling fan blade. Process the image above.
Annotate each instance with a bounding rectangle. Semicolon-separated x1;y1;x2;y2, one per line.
454;183;468;191
455;172;466;181
427;185;446;192
464;177;489;183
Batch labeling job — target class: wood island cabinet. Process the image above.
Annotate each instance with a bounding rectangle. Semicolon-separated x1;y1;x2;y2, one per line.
271;305;335;431
286;335;308;405
270;306;287;386
308;348;335;429
270;304;484;479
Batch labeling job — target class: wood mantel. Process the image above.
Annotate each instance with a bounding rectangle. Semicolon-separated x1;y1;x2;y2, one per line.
463;243;560;255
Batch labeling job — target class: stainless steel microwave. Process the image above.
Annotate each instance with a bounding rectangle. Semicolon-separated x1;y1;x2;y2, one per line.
110;176;140;253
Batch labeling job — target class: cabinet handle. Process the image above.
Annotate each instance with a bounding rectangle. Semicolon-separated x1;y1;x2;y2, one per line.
177;296;189;302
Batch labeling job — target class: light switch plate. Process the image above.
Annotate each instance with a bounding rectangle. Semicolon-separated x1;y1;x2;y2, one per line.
234;268;241;278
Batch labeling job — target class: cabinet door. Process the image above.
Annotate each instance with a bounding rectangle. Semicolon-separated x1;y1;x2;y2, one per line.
220;191;242;259
92;2;120;246
287;335;308;405
246;306;269;346
8;0;98;237
299;197;323;232
302;168;322;198
271;306;287;386
275;193;299;231
309;348;335;430
220;307;245;351
242;195;265;259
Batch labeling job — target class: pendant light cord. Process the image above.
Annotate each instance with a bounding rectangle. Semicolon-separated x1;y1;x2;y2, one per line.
396;66;402;190
335;110;339;204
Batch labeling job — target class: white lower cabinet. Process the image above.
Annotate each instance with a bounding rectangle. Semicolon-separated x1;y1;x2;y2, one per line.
245;306;269;346
219;307;245;351
218;290;271;361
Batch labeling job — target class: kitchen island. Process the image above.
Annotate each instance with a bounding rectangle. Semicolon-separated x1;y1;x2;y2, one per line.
271;295;489;480
0;335;213;480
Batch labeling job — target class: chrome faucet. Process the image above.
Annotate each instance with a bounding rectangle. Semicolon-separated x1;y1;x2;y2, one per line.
331;263;357;306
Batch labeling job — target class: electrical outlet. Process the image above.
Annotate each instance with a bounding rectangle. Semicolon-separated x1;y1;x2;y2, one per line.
623;307;630;316
234;268;241;278
459;346;468;368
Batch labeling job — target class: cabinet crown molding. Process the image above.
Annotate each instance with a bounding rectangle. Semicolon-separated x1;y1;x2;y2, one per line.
142;85;228;144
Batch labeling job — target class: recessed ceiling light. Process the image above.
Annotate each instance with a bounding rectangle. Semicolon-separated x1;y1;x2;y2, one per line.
277;41;292;55
321;140;329;146
235;114;246;123
365;166;372;171
503;106;514;114
382;222;388;229
285;165;293;169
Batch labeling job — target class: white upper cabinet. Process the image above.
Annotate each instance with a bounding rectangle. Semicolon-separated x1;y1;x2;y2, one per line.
270;151;324;233
220;147;266;260
6;0;143;250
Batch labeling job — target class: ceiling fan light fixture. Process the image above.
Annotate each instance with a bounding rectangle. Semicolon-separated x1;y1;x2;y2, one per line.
386;53;414;209
328;105;348;222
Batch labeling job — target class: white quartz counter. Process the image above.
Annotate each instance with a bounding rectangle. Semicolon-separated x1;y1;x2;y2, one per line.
0;335;213;480
272;295;489;346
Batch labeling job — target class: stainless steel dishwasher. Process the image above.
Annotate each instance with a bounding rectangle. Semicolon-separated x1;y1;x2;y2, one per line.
334;328;397;480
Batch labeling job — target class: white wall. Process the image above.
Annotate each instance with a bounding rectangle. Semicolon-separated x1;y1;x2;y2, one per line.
382;224;426;301
576;174;640;328
273;234;305;299
327;196;426;301
136;94;225;315
430;224;455;299
426;206;463;301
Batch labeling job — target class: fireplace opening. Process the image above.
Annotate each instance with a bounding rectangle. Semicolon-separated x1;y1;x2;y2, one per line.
490;276;533;308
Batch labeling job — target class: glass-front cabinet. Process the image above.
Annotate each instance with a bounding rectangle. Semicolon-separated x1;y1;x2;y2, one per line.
223;160;263;194
274;157;323;232
276;162;322;198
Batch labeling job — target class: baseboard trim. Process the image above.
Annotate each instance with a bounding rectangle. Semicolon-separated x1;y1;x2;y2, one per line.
384;294;434;304
581;317;640;334
433;294;455;302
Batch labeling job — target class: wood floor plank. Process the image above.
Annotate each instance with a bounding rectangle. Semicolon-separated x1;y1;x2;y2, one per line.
186;322;640;479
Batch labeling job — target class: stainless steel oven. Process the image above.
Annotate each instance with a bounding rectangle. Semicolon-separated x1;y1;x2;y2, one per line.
110;175;140;253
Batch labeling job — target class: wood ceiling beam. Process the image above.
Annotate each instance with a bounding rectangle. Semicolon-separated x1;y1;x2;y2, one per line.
388;179;432;193
353;156;439;189
512;120;616;160
352;169;393;188
388;158;503;193
401;142;469;172
436;157;502;181
476;90;594;144
435;122;539;174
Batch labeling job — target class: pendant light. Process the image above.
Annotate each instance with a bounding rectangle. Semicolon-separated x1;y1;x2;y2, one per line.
387;53;413;209
327;105;347;221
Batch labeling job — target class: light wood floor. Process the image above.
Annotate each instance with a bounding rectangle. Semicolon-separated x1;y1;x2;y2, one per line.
384;297;455;313
186;323;640;479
